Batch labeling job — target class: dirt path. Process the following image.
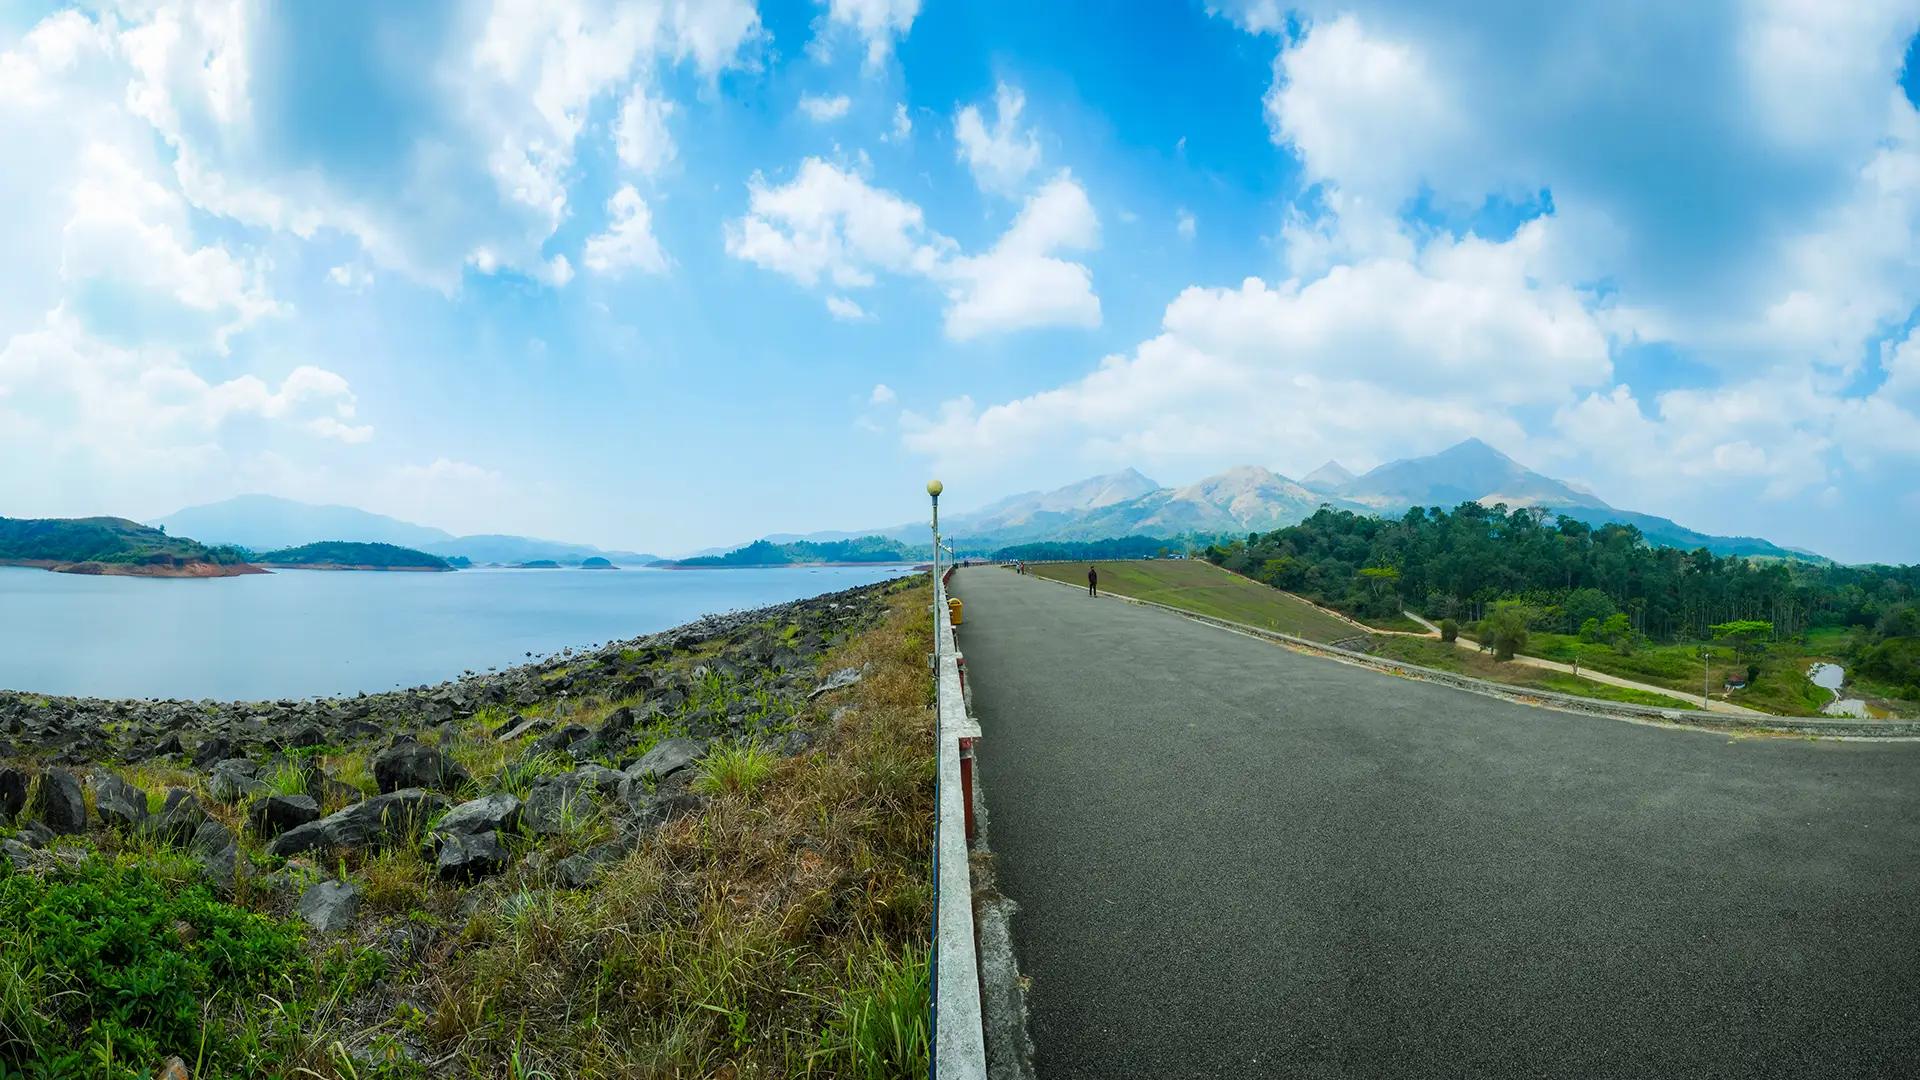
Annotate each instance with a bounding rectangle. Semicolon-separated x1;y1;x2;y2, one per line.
1400;611;1765;716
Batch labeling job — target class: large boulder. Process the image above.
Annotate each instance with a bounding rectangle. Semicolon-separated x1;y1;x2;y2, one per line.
433;792;521;836
151;788;210;846
435;831;508;881
0;766;27;822
89;772;148;831
29;768;85;834
268;789;451;857
298;880;362;934
371;741;469;794
522;773;601;835
625;737;705;783
808;666;863;699
248;794;321;838
208;759;267;803
527;724;590;758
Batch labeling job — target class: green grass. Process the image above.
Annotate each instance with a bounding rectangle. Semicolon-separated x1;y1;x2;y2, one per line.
1370;637;1698;710
1026;559;1361;643
694;742;778;797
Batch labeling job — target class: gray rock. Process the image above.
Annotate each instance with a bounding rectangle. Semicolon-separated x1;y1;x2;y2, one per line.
29;768;85;834
298;880;362;934
0;766;26;822
89;772;148;831
16;821;54;849
522;774;600;835
528;724;590;758
268;788;451;857
808;666;863;699
208;759;267;803
493;714;551;742
572;763;627;794
435;830;508;881
434;792;521;836
199;840;242;896
625;737;705;782
191;736;235;767
249;793;321;838
190;818;235;858
151;788;209;846
371;741;469;794
553;837;635;889
1;838;34;873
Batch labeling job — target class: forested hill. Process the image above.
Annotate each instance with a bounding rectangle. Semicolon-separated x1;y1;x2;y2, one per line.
666;536;917;567
1205;503;1918;643
0;516;255;576
253;541;452;570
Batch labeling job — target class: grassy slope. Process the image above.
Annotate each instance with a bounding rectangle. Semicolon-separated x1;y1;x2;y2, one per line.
0;579;936;1079
0;515;246;567
1027;559;1362;642
1523;631;1846;715
1371;637;1697;710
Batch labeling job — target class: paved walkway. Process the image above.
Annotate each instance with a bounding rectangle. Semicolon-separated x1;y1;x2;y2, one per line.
955;567;1920;1079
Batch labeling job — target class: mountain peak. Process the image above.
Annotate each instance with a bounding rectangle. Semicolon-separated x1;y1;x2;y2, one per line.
1301;460;1356;490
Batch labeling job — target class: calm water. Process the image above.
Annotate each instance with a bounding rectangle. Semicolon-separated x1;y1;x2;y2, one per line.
0;565;913;701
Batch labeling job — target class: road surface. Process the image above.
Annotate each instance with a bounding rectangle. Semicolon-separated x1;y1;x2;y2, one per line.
955;567;1920;1079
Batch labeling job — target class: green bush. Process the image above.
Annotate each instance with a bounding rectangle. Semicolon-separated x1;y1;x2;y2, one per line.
0;859;303;1078
1438;618;1458;643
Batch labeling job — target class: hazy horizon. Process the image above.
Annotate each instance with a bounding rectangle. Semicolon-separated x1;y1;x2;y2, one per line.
4;3;1920;562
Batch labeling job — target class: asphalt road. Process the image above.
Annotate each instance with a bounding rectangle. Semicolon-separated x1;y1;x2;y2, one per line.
955;568;1920;1080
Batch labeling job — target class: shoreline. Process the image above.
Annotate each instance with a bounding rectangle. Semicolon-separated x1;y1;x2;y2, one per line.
0;558;267;578
257;562;452;572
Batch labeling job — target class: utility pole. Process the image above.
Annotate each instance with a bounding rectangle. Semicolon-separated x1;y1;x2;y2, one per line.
1702;648;1712;707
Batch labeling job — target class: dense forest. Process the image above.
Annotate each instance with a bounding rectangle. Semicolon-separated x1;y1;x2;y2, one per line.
1205;504;1920;692
669;535;917;567
0;516;250;568
253;540;452;570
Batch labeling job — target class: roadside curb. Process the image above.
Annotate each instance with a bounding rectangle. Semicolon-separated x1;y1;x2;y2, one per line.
1021;571;1920;740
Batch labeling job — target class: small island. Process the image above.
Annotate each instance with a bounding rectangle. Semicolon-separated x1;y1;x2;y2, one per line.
516;559;562;569
0;516;262;577
253;541;453;572
580;556;617;569
658;536;918;568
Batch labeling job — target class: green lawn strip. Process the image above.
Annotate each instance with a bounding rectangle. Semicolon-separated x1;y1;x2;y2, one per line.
1370;637;1696;710
1026;560;1360;643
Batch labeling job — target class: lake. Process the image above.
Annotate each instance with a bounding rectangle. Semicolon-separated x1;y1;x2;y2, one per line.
0;565;914;701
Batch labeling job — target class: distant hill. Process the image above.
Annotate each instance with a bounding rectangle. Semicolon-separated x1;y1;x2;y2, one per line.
154;495;660;566
666;536;918;568
254;541;452;571
0;516;260;577
1322;438;1611;512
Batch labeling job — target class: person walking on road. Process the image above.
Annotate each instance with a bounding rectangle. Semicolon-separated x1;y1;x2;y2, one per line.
1087;565;1099;597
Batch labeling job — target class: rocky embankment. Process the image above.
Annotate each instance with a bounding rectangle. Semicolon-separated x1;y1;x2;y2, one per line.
0;579;896;890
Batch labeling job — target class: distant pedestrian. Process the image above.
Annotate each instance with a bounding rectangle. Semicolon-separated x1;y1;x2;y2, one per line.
1087;566;1099;597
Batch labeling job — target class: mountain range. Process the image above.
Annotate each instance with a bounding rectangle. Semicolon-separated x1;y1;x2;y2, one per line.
152;495;661;566
779;438;1819;561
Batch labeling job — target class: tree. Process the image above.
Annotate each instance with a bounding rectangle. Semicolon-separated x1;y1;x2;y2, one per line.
1439;618;1459;643
1710;619;1774;666
1484;602;1532;661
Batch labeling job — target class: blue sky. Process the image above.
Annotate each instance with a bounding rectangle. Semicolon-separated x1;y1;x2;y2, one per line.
3;1;1919;562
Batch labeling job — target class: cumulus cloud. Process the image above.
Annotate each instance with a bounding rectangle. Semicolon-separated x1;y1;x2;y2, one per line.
884;102;912;142
827;295;871;321
799;93;852;122
943;175;1102;340
725;160;1104;338
583;185;670;276
1176;208;1196;239
869;382;897;405
818;0;922;69
954;82;1042;196
614;83;677;176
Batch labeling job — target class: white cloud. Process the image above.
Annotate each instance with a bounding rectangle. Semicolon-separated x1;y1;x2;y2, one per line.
1205;0;1287;34
1176;208;1196;239
614;83;677;176
327;264;373;290
884;102;912;142
869;382;897;405
955;83;1042;196
819;0;922;69
827;295;871;321
799;92;852;122
903;218;1606;474
943;175;1102;340
582;185;669;276
392;457;504;485
723;157;949;289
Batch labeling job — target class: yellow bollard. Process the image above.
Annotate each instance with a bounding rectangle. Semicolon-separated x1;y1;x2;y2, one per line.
947;597;963;626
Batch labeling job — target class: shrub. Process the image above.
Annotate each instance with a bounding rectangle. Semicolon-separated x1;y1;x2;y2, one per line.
694;742;778;797
1484;602;1532;661
0;859;303;1077
1438;618;1458;643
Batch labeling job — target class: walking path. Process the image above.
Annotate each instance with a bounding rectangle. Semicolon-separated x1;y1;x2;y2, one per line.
1398;610;1765;716
956;567;1920;1079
